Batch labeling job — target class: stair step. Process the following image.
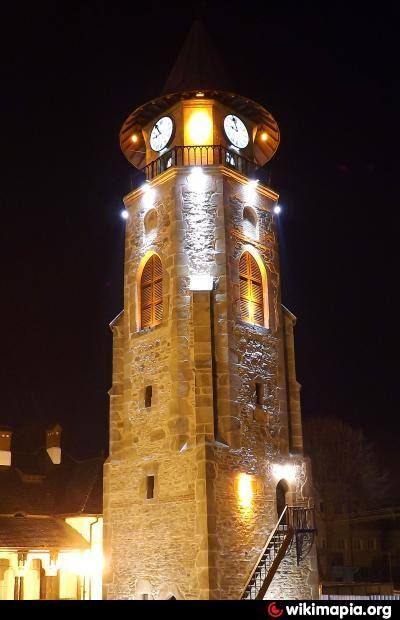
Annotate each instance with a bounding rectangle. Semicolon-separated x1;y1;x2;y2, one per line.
241;522;293;599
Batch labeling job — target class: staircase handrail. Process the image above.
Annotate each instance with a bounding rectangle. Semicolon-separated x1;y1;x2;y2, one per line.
240;505;291;599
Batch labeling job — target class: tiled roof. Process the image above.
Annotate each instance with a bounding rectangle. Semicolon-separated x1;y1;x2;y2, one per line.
0;448;103;516
0;515;89;550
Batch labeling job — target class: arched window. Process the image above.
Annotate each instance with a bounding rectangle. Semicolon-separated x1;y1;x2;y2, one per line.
144;209;158;235
140;254;163;329
239;251;264;326
243;206;258;239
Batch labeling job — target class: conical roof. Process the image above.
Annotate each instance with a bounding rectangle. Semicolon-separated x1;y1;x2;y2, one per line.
162;21;231;94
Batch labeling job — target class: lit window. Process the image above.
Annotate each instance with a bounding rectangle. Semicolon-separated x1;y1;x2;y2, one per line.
146;475;155;499
140;254;163;329
239;251;264;326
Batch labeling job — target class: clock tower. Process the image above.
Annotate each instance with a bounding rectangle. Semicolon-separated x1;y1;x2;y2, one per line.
103;22;318;600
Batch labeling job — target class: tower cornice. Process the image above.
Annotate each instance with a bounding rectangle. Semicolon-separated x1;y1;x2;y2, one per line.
122;166;279;208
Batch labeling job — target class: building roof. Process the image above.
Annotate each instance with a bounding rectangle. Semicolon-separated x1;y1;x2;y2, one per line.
162;21;231;94
0;448;103;517
0;515;89;550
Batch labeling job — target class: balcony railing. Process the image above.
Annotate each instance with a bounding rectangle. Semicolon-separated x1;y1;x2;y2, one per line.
143;144;269;184
287;506;317;565
287;507;317;532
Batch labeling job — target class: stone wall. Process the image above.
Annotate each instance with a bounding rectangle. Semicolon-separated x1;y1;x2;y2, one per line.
268;543;319;600
104;167;318;600
204;175;318;599
104;171;226;600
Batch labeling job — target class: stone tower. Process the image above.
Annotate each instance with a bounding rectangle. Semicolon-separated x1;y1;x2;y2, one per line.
103;22;318;600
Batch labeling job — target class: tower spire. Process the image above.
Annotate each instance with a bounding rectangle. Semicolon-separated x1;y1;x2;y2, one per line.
162;20;231;94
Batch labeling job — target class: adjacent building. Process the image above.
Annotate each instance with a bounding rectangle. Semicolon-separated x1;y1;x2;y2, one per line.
0;425;103;600
318;505;400;597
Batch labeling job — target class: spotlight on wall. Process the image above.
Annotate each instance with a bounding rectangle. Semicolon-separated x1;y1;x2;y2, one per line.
248;179;259;188
273;204;282;215
260;131;268;142
121;209;129;220
188;167;207;192
131;133;139;144
272;463;297;483
141;181;151;193
189;273;214;291
244;178;259;204
141;182;156;209
144;190;156;209
237;473;253;510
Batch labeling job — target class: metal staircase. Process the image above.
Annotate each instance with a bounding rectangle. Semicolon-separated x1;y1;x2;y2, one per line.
241;506;316;600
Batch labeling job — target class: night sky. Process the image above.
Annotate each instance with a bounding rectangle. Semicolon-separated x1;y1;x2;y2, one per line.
1;3;398;483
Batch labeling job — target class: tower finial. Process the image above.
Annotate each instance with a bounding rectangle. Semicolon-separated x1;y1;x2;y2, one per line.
162;20;231;94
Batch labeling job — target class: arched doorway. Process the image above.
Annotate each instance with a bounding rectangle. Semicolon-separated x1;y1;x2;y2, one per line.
276;479;289;523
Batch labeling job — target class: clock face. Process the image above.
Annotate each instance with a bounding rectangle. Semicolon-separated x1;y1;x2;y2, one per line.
223;114;249;149
150;116;174;152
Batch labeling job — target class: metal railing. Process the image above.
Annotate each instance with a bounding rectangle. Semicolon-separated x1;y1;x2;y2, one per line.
144;144;269;183
241;505;317;599
241;506;293;600
287;506;316;532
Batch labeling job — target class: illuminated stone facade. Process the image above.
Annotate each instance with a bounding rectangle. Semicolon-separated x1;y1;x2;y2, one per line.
104;162;318;598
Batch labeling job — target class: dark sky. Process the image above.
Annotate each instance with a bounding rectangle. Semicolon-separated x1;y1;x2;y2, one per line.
1;2;399;480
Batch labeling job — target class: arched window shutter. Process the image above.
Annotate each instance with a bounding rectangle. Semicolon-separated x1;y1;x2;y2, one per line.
239;252;264;326
140;254;163;329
